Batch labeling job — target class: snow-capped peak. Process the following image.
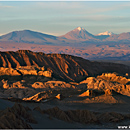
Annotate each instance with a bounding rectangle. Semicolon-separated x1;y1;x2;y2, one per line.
74;27;85;31
77;27;82;31
97;31;114;36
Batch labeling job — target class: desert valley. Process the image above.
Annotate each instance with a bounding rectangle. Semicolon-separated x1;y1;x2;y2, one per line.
0;50;130;128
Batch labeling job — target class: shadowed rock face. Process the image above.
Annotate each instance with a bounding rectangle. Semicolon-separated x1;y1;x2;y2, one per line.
0;103;37;129
0;50;130;82
35;106;130;125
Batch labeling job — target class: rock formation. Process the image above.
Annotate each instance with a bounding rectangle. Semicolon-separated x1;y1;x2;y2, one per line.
0;50;130;82
80;74;130;96
55;94;65;100
42;107;130;124
97;73;130;84
0;65;52;78
79;89;95;97
105;89;113;96
0;103;37;129
23;91;52;102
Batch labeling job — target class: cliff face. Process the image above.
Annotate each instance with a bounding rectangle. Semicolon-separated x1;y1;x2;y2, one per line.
0;50;130;82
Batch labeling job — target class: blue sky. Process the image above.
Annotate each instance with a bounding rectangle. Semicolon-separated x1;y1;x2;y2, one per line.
0;1;130;36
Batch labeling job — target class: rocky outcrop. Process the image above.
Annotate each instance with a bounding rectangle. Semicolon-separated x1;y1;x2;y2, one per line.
79;90;96;97
23;91;52;102
0;66;52;78
105;89;113;96
23;88;71;102
98;112;128;123
43;107;73;123
4;88;37;99
11;103;37;124
55;94;65;100
40;107;130;125
97;73;130;84
0;103;37;129
43;107;97;124
44;81;75;90
80;75;130;96
1;79;26;89
0;67;20;76
1;71;130;100
31;82;45;89
37;70;52;77
0;77;75;100
31;81;75;90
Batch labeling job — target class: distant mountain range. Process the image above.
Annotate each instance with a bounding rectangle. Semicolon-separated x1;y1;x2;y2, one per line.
1;27;130;61
0;30;58;44
0;27;130;45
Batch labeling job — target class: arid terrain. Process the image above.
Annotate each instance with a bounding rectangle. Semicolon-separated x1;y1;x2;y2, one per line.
1;41;130;61
0;50;130;129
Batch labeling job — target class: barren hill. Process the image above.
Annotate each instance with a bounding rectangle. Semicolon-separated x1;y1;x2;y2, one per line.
0;50;130;82
0;30;57;44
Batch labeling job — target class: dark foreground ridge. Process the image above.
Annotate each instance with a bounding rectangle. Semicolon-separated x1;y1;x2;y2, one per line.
0;50;130;82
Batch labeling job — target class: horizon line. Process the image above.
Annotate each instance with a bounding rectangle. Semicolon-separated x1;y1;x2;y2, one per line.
1;0;130;1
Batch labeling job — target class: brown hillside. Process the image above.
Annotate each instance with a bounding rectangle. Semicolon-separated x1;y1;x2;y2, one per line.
0;50;130;82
